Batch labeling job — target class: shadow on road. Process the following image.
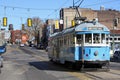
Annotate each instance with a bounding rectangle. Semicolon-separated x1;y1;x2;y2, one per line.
29;61;74;72
29;61;112;72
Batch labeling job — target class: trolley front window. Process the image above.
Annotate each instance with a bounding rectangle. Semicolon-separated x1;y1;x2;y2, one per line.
93;34;100;43
93;33;109;44
76;33;109;45
101;34;106;44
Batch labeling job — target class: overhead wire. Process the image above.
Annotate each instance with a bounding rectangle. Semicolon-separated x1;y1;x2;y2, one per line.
0;0;70;19
78;0;84;7
74;0;84;7
82;0;120;7
0;5;56;11
74;0;81;5
73;0;84;18
45;0;119;20
0;5;55;19
0;0;119;20
45;0;70;19
0;5;56;20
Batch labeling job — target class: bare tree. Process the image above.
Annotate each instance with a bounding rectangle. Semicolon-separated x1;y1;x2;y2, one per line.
24;17;44;46
32;17;43;32
32;17;44;45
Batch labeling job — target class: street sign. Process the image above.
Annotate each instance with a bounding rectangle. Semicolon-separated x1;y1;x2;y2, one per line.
4;31;11;39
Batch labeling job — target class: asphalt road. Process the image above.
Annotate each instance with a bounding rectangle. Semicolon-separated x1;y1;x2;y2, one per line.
1;45;120;80
0;45;85;80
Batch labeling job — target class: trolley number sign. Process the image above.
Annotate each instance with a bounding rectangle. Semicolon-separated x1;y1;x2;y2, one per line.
88;27;103;30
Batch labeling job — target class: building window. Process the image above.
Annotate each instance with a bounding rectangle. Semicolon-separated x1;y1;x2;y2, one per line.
110;38;112;40
118;38;120;40
114;38;117;40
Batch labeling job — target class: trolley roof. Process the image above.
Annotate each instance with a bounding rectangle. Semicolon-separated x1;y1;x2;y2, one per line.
50;21;110;38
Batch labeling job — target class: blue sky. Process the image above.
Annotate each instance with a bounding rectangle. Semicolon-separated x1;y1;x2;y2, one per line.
0;0;120;30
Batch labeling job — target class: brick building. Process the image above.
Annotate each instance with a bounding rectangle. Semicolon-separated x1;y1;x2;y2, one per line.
96;9;120;30
10;30;21;44
60;7;120;31
60;8;97;29
46;19;61;34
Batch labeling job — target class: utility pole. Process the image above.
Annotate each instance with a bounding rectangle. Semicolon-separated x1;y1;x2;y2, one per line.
112;22;115;56
112;18;119;55
73;0;74;7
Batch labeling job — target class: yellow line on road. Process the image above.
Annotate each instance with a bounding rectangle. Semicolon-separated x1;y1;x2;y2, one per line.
68;72;92;80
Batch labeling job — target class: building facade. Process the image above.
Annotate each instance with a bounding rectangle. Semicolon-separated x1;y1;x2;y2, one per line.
60;7;120;30
60;8;97;29
96;9;120;30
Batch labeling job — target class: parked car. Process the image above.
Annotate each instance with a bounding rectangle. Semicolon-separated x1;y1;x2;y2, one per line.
0;40;6;73
28;41;34;47
37;43;45;49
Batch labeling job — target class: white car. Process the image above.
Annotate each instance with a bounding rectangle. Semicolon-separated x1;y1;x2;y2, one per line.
20;44;24;47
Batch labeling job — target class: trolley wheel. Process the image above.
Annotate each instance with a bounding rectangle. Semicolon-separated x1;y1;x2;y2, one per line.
49;57;53;62
97;64;102;68
74;63;82;70
80;63;84;72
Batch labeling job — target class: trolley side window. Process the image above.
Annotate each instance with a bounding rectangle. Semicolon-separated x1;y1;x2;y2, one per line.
73;35;75;44
85;34;92;44
76;35;82;44
69;34;75;45
64;36;66;45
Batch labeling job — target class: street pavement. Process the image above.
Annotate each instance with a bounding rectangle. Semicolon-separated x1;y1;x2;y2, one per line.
0;45;85;80
1;45;120;80
0;45;58;80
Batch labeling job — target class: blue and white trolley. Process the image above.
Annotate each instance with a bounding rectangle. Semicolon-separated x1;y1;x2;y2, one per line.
48;20;110;70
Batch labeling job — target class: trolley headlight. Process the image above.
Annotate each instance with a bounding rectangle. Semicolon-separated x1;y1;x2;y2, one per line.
103;54;105;56
94;51;98;56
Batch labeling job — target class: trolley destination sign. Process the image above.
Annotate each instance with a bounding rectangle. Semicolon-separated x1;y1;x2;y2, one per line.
88;27;104;30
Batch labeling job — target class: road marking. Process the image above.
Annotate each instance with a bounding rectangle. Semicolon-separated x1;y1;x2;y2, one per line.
68;72;92;80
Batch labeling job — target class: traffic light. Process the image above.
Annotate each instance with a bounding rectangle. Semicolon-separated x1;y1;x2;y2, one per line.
27;18;32;27
22;24;25;30
71;20;75;27
3;17;7;27
55;20;59;29
9;24;13;30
